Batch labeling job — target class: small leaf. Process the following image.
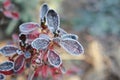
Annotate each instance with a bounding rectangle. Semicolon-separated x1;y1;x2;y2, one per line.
31;38;50;50
58;28;67;36
0;45;18;56
46;9;60;33
0;73;6;80
24;51;31;59
40;3;49;22
60;39;84;55
19;22;40;33
61;34;78;40
47;50;62;67
0;61;14;75
14;55;25;73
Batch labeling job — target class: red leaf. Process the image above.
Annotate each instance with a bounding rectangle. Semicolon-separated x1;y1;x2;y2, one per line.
47;50;62;68
0;61;14;75
11;12;19;19
19;22;40;33
14;55;25;73
3;0;11;10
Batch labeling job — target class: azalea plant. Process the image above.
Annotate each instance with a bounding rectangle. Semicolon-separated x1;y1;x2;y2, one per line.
0;3;84;80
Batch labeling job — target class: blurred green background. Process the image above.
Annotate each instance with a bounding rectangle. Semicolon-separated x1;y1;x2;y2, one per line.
0;0;120;80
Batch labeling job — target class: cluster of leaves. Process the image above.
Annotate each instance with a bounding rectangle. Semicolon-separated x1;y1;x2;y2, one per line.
0;3;84;80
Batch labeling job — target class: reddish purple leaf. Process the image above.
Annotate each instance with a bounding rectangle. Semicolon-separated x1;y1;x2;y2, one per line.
31;38;49;50
60;39;84;55
14;55;25;73
11;11;19;19
0;61;14;75
47;50;62;67
0;45;18;56
0;73;6;80
19;22;40;33
58;28;67;36
46;9;60;33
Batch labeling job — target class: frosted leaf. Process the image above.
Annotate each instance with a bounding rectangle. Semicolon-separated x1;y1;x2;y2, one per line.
39;34;50;40
0;61;14;71
58;28;67;36
40;3;49;22
14;55;25;72
31;38;50;50
46;9;60;33
60;39;84;55
47;50;62;67
61;34;78;40
0;73;5;80
19;22;40;33
0;45;18;56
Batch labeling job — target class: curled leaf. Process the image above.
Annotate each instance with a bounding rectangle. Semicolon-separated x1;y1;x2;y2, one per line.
40;3;49;22
14;55;25;73
19;22;40;33
60;39;84;55
61;34;78;40
0;73;6;80
46;9;60;33
47;50;62;67
0;61;14;75
31;38;50;50
0;45;18;56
